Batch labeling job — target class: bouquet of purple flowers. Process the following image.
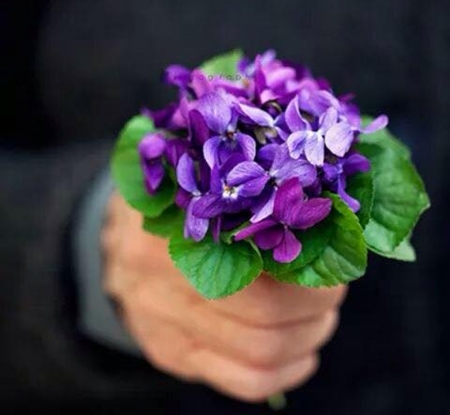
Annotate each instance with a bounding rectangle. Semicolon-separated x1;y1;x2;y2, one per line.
112;50;430;299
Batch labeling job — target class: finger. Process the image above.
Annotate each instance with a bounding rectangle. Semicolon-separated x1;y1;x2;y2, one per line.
209;274;348;326
187;348;319;402
133;287;339;369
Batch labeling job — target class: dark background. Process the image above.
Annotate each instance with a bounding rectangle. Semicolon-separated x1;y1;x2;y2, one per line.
0;1;449;414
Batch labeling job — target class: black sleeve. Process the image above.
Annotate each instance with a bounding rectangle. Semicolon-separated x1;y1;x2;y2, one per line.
0;141;209;411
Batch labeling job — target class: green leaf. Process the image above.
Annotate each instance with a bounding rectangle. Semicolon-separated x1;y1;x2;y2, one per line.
360;116;411;159
200;49;244;78
271;194;368;287
143;205;184;238
262;222;333;276
357;142;430;253
111;115;175;217
169;233;263;299
370;237;416;262
346;171;374;229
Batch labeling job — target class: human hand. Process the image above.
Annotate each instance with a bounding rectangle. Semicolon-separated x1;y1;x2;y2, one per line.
102;193;347;402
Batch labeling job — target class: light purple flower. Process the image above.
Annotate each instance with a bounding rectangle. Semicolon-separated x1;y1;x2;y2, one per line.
323;152;371;212
287;106;340;166
235;178;332;263
139;132;166;194
324;114;389;157
196;92;256;168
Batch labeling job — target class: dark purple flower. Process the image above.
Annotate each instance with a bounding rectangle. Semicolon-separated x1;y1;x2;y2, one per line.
235;178;332;263
323;152;371;212
192;155;269;219
139;132;166;194
196;92;256;167
176;154;209;241
251;144;317;222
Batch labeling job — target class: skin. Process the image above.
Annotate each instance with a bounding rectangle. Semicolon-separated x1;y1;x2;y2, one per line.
102;193;348;403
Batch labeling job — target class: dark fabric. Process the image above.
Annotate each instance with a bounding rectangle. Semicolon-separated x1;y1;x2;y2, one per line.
1;0;449;414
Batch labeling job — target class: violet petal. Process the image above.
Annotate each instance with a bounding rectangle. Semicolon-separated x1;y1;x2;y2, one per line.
273;229;302;263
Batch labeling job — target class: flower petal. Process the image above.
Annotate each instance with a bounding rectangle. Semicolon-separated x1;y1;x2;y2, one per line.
273;229;302;263
343;153;371;175
319;107;338;132
291;197;332;229
307;90;340;116
273;178;304;223
325;122;354;157
304;132;325;166
203;136;223;168
165;139;189;167
191;69;212;98
139;133;166;159
285;97;307;131
227;161;266;186
254;225;284;250
277;158;317;187
175;188;191;209
257;143;278;169
337;176;361;212
323;163;340;182
164;64;191;88
189;109;210;145
192;193;223;218
234;218;278;241
251;190;276;223
197;91;232;133
184;200;209;241
236;133;256;161
362;115;389;134
286;130;309;159
176;153;198;193
239;176;270;197
238;104;274;127
143;162;165;194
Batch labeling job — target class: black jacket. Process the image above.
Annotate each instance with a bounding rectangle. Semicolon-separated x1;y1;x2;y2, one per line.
0;1;449;414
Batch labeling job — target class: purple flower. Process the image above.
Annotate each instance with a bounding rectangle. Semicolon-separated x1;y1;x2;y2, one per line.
235;178;332;263
287;106;340;167
251;144;317;222
192;155;269;219
196;92;256;168
323;152;371;212
324;114;388;157
176;154;209;241
139;132;166;194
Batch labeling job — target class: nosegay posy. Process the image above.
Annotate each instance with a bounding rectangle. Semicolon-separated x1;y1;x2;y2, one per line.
112;49;430;299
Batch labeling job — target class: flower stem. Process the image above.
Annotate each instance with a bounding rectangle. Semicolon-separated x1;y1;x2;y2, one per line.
267;393;287;411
